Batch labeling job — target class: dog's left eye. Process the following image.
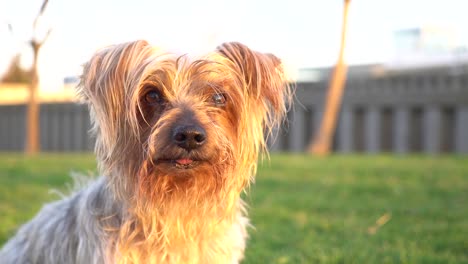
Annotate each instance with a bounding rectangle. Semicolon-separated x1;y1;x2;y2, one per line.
144;90;163;105
212;93;226;107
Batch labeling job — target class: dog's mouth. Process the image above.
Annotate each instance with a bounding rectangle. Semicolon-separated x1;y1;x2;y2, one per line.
154;158;202;169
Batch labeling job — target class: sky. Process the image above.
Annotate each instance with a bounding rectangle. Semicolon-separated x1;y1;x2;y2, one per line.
1;0;468;89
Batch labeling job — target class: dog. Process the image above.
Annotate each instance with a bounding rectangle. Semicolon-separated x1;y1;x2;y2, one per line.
0;40;291;264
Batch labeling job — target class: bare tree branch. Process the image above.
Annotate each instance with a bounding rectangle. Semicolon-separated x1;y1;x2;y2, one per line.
33;0;49;32
308;0;351;155
7;23;13;35
39;28;52;46
38;0;49;15
26;0;50;155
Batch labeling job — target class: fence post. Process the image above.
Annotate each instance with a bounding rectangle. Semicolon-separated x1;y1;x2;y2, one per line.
455;106;468;154
424;105;441;154
338;106;353;153
394;106;409;154
365;106;380;153
290;106;306;152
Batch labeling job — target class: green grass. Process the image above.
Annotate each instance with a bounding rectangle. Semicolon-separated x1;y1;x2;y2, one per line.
1;154;467;263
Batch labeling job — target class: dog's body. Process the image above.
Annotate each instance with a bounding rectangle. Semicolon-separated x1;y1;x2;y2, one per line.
0;41;290;264
1;178;248;263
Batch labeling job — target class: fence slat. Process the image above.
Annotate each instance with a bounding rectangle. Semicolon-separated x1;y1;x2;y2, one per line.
1;69;468;154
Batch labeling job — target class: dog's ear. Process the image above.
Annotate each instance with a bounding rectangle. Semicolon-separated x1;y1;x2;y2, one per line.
78;40;151;155
216;42;291;128
78;40;150;103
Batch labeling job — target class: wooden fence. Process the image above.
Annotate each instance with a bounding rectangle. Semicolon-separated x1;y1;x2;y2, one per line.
1;65;467;154
0;104;94;152
271;67;468;154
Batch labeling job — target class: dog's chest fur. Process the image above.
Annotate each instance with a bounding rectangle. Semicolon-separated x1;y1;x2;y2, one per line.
0;177;248;264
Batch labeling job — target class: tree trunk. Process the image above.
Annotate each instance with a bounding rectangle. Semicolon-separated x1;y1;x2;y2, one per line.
26;43;40;154
308;0;351;155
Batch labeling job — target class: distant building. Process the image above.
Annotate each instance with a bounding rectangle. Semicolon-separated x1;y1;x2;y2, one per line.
63;76;80;91
390;26;468;68
64;76;80;85
297;26;468;83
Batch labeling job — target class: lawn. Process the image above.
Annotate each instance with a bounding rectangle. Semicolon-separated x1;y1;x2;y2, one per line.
0;153;467;263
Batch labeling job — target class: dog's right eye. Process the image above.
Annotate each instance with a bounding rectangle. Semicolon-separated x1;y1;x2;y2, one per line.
212;93;226;107
144;90;163;105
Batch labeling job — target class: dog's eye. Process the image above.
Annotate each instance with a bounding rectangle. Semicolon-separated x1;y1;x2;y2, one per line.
212;93;226;107
144;90;163;105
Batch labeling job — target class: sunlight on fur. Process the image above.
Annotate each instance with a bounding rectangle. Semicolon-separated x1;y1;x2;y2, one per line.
0;40;292;264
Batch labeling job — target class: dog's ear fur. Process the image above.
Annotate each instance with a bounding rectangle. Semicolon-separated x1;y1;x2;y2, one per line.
216;42;291;130
78;40;151;157
78;40;150;103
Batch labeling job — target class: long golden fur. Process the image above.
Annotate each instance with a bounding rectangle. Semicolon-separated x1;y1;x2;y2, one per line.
0;40;291;264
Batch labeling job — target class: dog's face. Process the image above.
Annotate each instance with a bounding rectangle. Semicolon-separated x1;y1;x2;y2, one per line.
78;40;290;204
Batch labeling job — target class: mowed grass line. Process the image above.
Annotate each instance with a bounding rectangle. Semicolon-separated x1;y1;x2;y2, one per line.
0;153;467;263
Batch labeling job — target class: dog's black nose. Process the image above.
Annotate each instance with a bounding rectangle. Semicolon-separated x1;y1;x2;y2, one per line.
172;125;206;150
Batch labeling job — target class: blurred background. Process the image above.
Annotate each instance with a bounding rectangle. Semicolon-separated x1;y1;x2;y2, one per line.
0;0;467;154
1;1;468;263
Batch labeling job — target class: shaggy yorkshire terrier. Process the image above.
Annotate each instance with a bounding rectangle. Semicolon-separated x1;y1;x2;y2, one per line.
0;40;291;264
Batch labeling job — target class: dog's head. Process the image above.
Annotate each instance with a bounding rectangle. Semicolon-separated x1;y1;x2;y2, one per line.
79;40;290;204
